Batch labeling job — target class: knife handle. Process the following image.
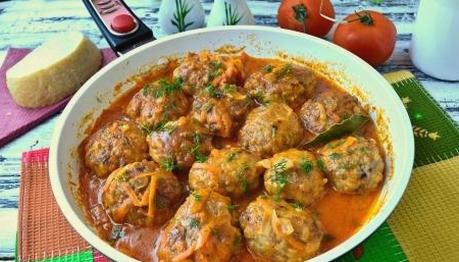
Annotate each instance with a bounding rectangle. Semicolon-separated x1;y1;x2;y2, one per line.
82;0;155;56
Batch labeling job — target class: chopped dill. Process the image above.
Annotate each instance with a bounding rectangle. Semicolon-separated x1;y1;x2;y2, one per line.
329;152;341;160
272;159;289;193
251;91;268;105
160;156;177;172
142;77;183;98
290;202;304;210
189;132;208;163
227;204;239;212
116;171;128;183
204;84;225;99
300;159;313;174
139;123;153;135
317;159;326;171
191;191;202;202
275;63;292;79
237;164;250;193
223;84;237;94
188;218;201;229
263;64;273;73
208;60;223;80
156;121;177;134
227;152;237;162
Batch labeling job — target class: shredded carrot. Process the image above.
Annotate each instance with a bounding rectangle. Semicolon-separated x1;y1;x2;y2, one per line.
113;199;131;222
195;225;212;250
147;176;158;218
339;136;357;149
286;236;307;252
122;183;144;207
271;210;283;237
171;244;196;262
102;172;116;193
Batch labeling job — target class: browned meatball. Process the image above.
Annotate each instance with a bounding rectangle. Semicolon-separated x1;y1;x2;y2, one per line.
147;117;213;170
240;196;323;262
300;90;366;134
258;149;327;206
189;147;262;198
126;78;190;128
102;161;182;226
158;189;241;262
243;63;316;109
84;120;148;178
318;136;384;193
173;51;244;94
192;84;252;138
239;103;303;158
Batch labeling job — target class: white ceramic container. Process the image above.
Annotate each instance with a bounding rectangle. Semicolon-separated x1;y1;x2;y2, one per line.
50;26;414;262
410;0;459;81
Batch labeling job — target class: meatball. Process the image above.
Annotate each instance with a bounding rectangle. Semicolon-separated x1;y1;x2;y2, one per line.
300;90;366;134
126;77;190;128
318;136;384;193
173;51;244;94
158;189;242;262
243;63;316;109
258;149;327;206
192;85;252;137
189;147;262;198
147;117;213;170
102;161;182;226
240;196;323;262
239;103;303;158
84;120;148;178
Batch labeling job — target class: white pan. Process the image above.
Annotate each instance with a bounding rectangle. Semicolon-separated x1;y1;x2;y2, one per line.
49;26;414;262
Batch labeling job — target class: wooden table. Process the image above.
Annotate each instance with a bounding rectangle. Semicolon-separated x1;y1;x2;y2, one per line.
0;0;458;260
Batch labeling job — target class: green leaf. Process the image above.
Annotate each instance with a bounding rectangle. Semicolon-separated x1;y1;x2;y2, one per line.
292;4;307;23
306;115;369;146
370;0;384;4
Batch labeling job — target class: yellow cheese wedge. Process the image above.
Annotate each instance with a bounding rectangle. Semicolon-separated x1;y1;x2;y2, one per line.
6;32;102;108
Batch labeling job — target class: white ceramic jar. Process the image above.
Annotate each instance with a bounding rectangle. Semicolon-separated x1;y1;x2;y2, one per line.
410;0;459;81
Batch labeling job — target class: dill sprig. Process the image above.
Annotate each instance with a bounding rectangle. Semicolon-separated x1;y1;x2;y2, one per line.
272;159;289;194
275;63;292;79
189;132;208;163
207;61;223;81
204;84;225;99
142;77;183;98
300;159;313;174
160;156;177;172
236;164;250;194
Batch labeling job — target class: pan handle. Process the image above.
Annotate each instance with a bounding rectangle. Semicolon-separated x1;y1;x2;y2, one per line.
82;0;155;56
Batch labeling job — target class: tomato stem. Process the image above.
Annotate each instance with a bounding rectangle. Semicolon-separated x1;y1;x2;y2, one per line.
292;4;308;33
347;11;374;25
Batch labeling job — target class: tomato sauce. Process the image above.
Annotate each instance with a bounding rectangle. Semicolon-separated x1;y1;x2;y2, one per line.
78;53;383;261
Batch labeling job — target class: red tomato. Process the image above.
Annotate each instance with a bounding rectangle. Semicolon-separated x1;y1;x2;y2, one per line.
278;0;335;38
333;10;397;66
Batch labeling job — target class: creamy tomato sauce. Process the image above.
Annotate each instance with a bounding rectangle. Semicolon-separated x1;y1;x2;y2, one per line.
79;52;383;262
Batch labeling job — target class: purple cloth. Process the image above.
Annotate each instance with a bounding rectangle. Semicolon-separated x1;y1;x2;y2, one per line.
0;48;116;147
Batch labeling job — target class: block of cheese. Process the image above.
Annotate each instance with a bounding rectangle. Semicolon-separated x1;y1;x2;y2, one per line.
6;32;102;108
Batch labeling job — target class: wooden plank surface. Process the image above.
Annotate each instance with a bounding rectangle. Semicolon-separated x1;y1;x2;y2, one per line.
0;0;458;260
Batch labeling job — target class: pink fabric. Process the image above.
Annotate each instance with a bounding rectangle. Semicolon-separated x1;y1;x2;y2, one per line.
92;249;111;262
0;48;116;147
